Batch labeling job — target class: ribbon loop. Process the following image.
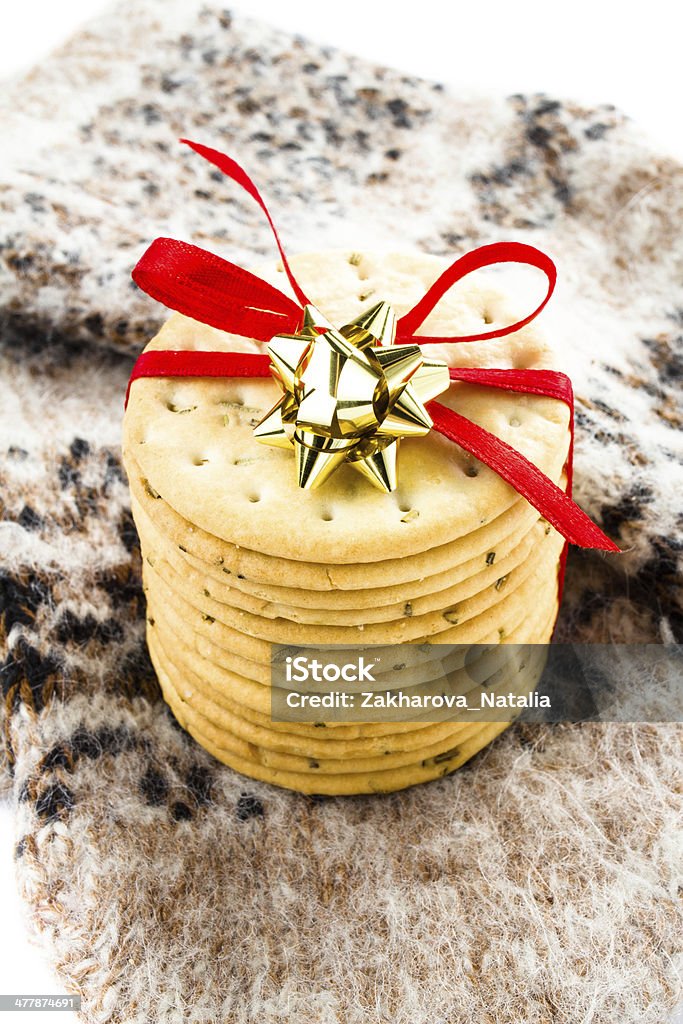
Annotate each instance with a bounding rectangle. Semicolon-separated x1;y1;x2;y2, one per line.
397;241;557;344
132;237;302;341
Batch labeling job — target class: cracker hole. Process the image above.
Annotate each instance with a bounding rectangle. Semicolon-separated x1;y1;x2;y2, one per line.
482;311;493;325
349;253;369;280
509;415;521;427
321;511;334;522
400;508;419;523
248;493;261;503
398;502;411;513
166;401;197;414
358;289;375;302
193;456;210;466
465;465;479;478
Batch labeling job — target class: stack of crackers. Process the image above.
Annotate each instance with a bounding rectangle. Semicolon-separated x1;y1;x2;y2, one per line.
123;252;569;794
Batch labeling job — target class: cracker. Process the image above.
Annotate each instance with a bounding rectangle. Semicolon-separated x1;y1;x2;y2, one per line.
158;664;512;795
132;483;543;608
141;525;562;644
127;455;554;592
143;556;559;690
152;633;547;775
148;587;458;707
123;251;570;563
149;599;556;755
147;596;466;689
134;494;546;623
149;581;557;723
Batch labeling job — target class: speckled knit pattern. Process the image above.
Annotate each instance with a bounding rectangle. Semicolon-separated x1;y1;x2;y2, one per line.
0;2;681;1021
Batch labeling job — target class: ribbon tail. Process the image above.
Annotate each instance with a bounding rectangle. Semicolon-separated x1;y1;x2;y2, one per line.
428;402;619;552
444;367;582;603
181;139;310;308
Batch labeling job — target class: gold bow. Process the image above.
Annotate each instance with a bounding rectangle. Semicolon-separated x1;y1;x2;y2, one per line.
254;301;450;492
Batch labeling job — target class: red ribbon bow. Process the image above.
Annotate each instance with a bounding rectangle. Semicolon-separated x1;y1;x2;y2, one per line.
126;139;619;567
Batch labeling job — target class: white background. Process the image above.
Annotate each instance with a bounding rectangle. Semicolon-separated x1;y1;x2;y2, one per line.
1;1;681;1021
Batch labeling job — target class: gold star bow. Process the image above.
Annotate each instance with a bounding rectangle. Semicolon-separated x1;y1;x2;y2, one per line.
253;301;450;492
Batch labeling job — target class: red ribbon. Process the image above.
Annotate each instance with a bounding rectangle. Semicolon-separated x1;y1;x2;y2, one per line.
126;140;618;560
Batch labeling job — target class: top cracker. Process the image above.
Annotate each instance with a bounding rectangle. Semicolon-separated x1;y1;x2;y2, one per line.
123;251;570;563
